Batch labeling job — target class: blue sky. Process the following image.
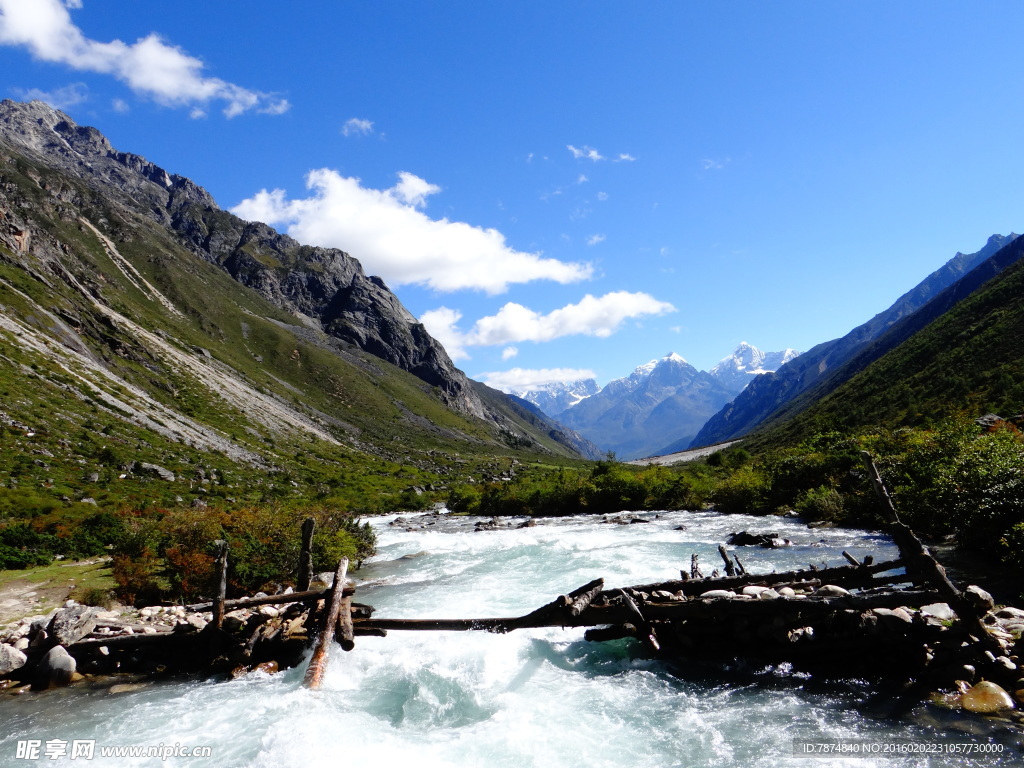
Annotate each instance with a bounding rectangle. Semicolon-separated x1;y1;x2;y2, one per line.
2;1;1023;391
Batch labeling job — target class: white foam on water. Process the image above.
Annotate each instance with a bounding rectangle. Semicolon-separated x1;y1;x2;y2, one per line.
0;509;1014;767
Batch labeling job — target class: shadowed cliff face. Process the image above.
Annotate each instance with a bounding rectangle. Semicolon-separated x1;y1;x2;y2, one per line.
0;99;486;420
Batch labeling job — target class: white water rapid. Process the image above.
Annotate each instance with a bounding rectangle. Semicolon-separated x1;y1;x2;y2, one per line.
1;510;1020;766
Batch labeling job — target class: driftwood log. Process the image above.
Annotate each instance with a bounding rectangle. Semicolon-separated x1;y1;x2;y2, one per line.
303;558;349;689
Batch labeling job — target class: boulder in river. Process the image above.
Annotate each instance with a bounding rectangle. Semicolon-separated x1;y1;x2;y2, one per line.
33;646;76;690
727;531;792;548
961;681;1015;713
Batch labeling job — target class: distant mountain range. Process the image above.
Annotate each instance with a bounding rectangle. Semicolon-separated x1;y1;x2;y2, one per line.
509;345;798;460
691;233;1020;448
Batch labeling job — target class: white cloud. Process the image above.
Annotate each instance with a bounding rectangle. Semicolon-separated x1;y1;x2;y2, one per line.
232;169;593;294
12;81;87;109
577;173;588;184
419;306;469;360
567;144;604;162
111;97;129;112
586;234;605;246
701;157;731;171
596;191;609;201
342;117;374;137
614;153;636;162
477;367;598;392
501;346;519;360
0;0;288;116
419;291;676;360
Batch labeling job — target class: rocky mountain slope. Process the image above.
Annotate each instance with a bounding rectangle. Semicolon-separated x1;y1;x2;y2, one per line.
0;100;593;517
691;233;1020;448
749;233;1024;447
0;99;487;417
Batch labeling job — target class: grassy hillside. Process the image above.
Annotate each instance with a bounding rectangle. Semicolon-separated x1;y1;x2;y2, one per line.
747;251;1024;450
0;144;589;596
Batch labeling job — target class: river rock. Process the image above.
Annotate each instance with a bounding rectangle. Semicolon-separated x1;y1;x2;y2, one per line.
0;643;28;675
758;589;781;600
222;611;249;633
871;607;914;630
813;585;851;597
727;531;788;547
995;607;1024;621
921;603;955;621
964;586;994;613
28;629;48;649
777;587;796;597
994;656;1017;672
108;682;150;695
741;586;770;597
701;590;736;599
961;681;1015;713
48;605;98;645
34;646;77;690
254;661;279;675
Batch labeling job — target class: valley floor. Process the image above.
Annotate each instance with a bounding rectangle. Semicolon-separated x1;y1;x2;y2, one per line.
626;440;741;466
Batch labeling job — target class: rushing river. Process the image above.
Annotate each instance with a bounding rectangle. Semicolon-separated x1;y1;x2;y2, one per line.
1;509;1021;767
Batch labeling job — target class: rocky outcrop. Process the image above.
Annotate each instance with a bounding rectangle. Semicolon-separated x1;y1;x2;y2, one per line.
0;99;485;419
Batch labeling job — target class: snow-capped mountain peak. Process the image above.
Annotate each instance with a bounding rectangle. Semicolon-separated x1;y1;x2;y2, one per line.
508;378;599;416
709;343;801;394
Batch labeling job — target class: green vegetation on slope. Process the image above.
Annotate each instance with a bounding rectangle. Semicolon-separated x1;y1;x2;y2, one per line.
745;254;1024;450
0;146;588;602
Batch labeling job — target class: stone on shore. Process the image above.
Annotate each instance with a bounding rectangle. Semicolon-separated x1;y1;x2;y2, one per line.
48;605;98;646
33;646;77;690
0;643;28;676
963;585;994;613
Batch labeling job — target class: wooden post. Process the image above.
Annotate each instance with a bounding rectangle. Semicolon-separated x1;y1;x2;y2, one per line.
860;451;1003;656
616;588;660;652
212;540;228;630
718;544;736;577
303;557;349;689
298;518;315;592
336;597;355;652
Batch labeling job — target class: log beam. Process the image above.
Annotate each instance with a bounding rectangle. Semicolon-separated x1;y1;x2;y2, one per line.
303;558;349;689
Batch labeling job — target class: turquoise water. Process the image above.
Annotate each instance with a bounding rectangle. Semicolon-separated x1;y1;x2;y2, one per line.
1;510;1020;767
